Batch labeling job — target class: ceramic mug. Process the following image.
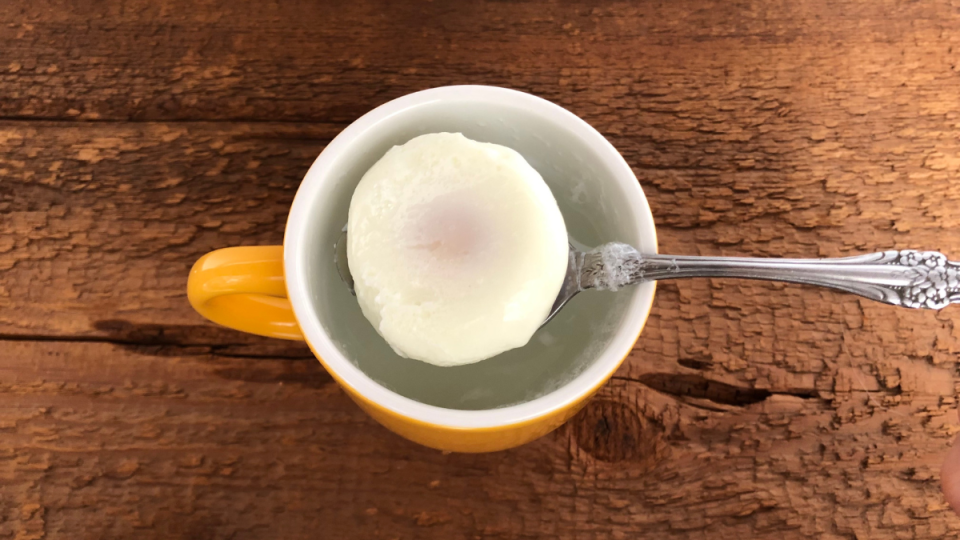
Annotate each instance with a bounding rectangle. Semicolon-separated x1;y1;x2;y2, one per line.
187;86;658;452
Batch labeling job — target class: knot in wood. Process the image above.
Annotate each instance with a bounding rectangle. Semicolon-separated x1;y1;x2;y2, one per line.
573;400;665;466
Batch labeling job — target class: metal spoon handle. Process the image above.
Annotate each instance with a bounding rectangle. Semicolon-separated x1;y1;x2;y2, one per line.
581;246;960;309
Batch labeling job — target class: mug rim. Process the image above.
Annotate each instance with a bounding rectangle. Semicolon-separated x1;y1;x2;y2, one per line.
284;85;657;429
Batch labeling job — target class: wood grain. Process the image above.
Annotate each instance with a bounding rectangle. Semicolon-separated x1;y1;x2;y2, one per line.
1;0;959;538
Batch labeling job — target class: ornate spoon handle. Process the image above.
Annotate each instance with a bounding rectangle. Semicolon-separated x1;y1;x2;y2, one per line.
581;245;960;309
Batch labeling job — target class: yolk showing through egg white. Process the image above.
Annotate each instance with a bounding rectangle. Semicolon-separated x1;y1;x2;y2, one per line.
404;192;494;267
347;133;568;367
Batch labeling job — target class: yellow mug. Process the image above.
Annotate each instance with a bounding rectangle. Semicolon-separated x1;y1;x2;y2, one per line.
187;86;657;452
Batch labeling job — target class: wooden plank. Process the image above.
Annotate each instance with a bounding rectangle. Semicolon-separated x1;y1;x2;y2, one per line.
0;0;959;125
0;340;956;539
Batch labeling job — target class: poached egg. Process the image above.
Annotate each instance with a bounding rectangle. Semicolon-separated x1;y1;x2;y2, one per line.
347;133;568;366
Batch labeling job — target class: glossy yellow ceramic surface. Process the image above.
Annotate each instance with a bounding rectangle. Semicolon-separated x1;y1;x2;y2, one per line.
187;246;303;341
341;372;602;452
187;245;650;453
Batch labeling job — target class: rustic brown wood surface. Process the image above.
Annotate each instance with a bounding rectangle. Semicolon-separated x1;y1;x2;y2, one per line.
1;0;959;538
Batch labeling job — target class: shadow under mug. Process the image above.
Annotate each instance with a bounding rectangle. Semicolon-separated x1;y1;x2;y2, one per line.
187;86;658;452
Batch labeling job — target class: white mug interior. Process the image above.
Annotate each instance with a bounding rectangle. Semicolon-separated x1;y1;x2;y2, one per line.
284;86;657;429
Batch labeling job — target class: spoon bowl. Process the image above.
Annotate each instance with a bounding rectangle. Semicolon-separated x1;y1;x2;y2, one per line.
334;229;586;328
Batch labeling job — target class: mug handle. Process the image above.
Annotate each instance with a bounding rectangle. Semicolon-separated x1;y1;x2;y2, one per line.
187;246;304;341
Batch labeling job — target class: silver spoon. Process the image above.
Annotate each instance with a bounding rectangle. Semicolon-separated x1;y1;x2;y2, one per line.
335;230;960;326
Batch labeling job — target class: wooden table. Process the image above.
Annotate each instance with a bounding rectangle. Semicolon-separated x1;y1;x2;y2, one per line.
2;1;959;538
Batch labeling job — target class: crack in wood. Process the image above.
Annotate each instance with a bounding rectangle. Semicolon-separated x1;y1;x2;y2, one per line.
0;334;314;360
618;373;819;407
0;116;352;125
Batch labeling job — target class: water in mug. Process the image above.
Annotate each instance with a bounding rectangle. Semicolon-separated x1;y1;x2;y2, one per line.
304;108;640;410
